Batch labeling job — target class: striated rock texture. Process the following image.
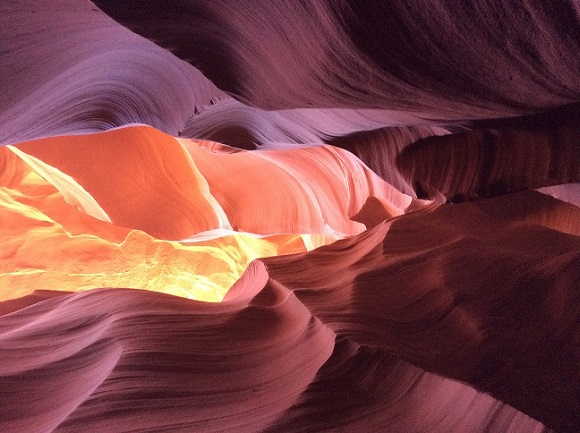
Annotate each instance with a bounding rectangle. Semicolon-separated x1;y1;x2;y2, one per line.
92;0;580;115
1;1;579;433
397;105;580;201
1;124;408;301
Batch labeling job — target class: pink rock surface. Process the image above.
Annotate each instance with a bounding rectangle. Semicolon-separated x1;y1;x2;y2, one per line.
0;1;579;432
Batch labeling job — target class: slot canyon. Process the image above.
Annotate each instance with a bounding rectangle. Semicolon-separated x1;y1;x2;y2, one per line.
0;1;579;432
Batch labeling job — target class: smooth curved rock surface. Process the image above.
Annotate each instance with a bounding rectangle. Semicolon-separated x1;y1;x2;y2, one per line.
3;125;406;301
1;0;579;432
397;105;580;200
93;0;580;117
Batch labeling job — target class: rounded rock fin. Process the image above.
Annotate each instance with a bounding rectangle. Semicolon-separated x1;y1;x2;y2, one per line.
7;145;112;224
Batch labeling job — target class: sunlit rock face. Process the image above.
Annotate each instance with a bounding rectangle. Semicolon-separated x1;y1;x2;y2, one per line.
1;124;408;301
1;1;579;433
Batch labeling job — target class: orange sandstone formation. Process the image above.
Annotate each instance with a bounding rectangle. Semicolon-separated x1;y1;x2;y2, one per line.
1;125;409;302
1;1;579;432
